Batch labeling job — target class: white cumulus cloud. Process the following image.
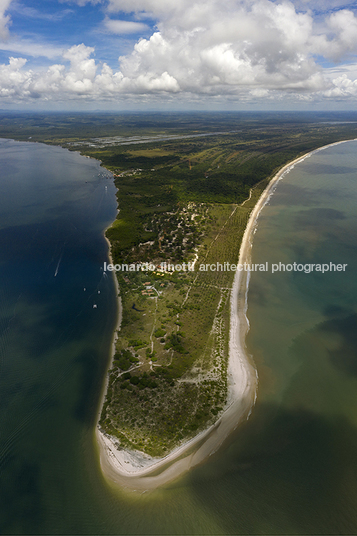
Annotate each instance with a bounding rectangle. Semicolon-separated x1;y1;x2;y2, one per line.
2;0;357;105
104;18;150;34
0;0;12;39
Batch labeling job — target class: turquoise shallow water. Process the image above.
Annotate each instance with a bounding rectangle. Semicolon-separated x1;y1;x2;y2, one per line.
245;140;357;533
1;139;357;534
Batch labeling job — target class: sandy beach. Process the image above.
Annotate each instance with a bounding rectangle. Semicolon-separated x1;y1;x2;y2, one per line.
95;140;352;491
96;232;122;422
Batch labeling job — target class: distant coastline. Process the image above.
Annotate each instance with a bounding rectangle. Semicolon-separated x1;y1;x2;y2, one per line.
95;139;355;491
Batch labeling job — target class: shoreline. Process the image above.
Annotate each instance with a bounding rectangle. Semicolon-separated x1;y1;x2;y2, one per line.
95;139;354;491
96;229;122;423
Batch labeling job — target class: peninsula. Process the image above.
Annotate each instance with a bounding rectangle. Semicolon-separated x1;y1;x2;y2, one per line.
96;137;355;488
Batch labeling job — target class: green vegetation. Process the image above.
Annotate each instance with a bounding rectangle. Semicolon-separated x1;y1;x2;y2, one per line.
113;349;139;372
2;112;357;456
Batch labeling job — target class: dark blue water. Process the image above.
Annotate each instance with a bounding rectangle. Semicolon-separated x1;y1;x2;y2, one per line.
0;139;120;533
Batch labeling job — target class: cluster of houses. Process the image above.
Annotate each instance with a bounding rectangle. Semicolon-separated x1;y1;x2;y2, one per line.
142;282;154;296
141;281;166;296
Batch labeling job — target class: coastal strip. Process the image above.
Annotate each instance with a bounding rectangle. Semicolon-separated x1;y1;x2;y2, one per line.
95;139;353;491
96;231;122;423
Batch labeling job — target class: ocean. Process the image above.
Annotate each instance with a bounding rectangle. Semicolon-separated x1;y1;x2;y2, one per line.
1;138;357;534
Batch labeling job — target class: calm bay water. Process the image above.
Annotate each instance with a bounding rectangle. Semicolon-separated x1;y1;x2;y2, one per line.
1;138;357;534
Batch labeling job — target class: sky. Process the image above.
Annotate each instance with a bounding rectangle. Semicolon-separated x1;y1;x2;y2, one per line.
1;0;357;110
